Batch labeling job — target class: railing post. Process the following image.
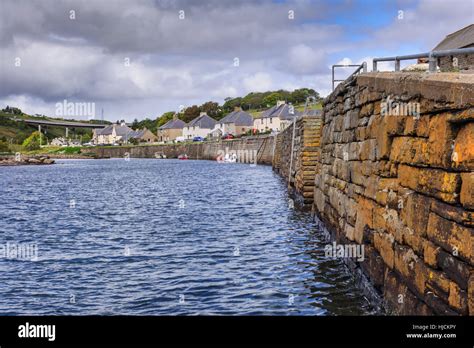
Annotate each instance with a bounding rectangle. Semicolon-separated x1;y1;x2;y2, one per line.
288;116;297;189
332;65;335;91
428;52;437;72
395;59;400;71
373;60;377;72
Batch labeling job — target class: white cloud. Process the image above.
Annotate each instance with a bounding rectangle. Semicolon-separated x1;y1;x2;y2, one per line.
0;0;472;122
243;73;273;93
286;44;327;74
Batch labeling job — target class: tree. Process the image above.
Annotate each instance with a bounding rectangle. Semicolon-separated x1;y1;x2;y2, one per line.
157;111;175;128
291;88;320;104
132;118;139;129
222;97;242;112
81;134;92;144
200;101;223;120
262;92;282;107
182;105;200;123
22;131;42;151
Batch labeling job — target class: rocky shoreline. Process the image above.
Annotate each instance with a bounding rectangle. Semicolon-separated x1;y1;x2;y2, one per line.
0;155;55;166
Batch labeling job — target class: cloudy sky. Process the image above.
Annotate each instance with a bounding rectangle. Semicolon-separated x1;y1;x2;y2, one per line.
0;0;472;122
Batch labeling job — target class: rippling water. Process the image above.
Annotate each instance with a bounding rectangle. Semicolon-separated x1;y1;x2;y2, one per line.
0;159;376;315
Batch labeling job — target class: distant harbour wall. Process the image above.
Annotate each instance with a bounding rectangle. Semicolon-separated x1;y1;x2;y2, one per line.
87;135;275;165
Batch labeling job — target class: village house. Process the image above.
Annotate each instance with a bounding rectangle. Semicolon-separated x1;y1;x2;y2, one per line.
93;122;133;145
157;117;186;142
433;24;474;72
182;112;217;140
50;137;68;146
213;107;253;136
207;128;224;140
123;128;157;143
253;101;301;133
92;122;156;145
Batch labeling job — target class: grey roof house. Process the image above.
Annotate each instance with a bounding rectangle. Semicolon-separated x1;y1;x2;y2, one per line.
253;101;301;133
187;113;217;129
93;123;157;144
159;118;186;130
157;118;186;142
258;101;301;121
183;112;217;139
213;108;254;136
219;109;253;126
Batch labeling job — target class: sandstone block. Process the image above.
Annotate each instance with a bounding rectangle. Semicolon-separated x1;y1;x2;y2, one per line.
436;249;471;290
430;199;474;227
398;164;461;203
354;197;375;243
385;115;408;136
460;173;474;210
452;122;474;171
423;240;440;268
404;115;430;137
427;212;473;263
374;231;395;269
360;245;385;289
427;114;455;168
389;136;429;165
383;270;433;315
448;281;468;314
399;192;431;238
426;267;451;299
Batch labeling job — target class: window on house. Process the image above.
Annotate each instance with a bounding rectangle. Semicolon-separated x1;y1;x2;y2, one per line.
270;118;272;124
261;119;264;124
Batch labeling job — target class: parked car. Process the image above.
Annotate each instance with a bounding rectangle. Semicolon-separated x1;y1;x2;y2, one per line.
222;133;234;140
175;136;185;143
193;136;204;142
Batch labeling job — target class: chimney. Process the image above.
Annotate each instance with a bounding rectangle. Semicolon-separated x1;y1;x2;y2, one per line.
276;100;286;107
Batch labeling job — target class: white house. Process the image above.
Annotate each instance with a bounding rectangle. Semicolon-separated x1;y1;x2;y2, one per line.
182;112;217;139
253;101;301;133
213;107;254;136
92;122;134;145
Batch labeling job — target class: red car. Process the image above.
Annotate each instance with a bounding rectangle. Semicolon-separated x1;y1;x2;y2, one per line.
222;133;234;140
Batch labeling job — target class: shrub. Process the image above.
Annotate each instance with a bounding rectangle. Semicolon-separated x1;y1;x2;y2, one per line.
0;140;10;153
22;131;42;151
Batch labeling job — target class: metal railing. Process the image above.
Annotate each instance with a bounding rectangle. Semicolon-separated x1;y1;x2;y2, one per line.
373;46;474;72
332;62;367;90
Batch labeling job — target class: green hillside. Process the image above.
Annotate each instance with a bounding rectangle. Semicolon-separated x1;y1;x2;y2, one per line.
0;108;109;150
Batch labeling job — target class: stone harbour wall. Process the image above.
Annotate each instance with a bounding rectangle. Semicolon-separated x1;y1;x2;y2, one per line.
272;115;322;208
88;135;275;165
313;72;474;315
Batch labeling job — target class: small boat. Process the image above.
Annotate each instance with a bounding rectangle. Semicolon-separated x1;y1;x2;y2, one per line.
217;153;237;163
178;154;189;160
